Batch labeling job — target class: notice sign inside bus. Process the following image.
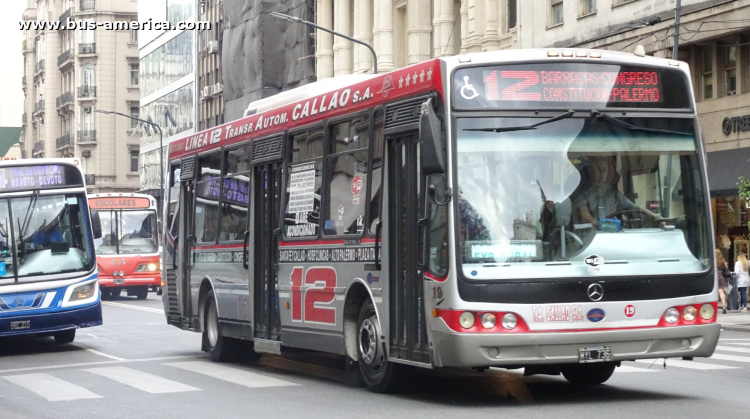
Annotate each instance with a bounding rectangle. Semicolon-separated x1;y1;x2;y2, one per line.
453;63;691;109
89;197;151;209
0;164;82;192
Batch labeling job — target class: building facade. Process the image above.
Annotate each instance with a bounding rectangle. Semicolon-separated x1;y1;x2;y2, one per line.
196;0;224;131
21;0;140;192
315;0;518;79
138;0;195;197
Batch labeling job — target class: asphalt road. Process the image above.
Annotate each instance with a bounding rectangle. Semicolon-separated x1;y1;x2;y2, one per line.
1;293;748;419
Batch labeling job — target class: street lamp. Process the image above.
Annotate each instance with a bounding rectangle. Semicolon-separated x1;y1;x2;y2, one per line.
269;11;377;75
94;109;164;208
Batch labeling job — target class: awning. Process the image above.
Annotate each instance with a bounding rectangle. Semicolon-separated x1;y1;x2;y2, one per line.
707;147;750;197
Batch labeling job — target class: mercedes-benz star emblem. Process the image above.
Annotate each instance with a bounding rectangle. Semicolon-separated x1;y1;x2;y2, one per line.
587;283;604;302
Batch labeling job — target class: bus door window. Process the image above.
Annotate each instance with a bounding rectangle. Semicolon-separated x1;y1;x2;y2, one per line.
0;199;14;282
196;153;222;244
284;127;324;239
368;110;384;234
220;145;252;242
325;115;369;236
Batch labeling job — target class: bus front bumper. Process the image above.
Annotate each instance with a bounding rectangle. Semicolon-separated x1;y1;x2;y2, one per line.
99;276;161;288
430;322;721;368
0;303;103;337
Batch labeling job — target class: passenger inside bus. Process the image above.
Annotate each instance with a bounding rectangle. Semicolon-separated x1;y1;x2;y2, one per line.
30;213;65;251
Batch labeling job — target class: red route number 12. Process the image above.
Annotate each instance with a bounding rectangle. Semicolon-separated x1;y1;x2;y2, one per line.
290;267;337;324
483;70;542;101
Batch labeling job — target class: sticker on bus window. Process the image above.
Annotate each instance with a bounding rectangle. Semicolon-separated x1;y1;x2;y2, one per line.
0;262;6;276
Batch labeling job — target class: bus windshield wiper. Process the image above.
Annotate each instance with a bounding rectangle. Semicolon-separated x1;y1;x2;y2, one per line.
590;110;692;136
463;110;575;133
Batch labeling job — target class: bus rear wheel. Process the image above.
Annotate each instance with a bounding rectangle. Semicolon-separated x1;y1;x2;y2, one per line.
357;299;404;393
53;329;76;344
560;363;616;386
134;287;148;300
203;291;233;362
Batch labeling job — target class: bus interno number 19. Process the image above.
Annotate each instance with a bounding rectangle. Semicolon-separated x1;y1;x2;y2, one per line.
0;159;102;344
90;193;160;300
163;49;718;392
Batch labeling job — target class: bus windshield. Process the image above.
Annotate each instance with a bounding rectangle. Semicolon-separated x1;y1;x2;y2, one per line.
455;116;711;280
0;194;95;284
94;210;158;255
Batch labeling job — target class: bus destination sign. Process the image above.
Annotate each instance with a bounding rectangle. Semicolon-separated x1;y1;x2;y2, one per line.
89;197;152;209
0;165;70;191
453;63;690;109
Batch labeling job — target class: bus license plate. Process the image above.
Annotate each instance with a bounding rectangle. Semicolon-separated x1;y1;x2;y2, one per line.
10;321;30;330
114;279;124;285
578;346;611;363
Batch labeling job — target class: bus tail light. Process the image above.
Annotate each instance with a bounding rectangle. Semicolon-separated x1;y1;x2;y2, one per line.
682;305;697;322
437;310;529;333
699;303;715;320
459;312;475;329
665;308;680;324
481;313;496;329
501;313;517;330
659;303;716;326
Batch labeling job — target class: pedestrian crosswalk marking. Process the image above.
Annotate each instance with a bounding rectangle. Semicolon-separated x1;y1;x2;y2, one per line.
616;365;658;373
633;359;738;370
85;366;201;394
164;361;298;388
709;353;750;364
3;373;102;402
715;345;750;354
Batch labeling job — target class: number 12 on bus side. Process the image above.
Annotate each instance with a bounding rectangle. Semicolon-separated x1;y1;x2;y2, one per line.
290;267;337;324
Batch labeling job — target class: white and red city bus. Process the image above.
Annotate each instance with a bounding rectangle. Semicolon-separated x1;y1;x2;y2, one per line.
163;49;719;392
90;193;160;300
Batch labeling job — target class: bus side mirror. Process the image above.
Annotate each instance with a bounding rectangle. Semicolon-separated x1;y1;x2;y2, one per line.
419;98;446;176
91;211;102;239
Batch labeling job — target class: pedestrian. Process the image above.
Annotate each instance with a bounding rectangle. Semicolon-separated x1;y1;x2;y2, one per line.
716;249;731;314
735;253;750;312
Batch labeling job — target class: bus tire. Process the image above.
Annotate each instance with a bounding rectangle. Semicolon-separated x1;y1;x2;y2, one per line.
357;299;404;393
203;291;232;362
111;288;122;298
560;363;616;386
135;287;148;300
53;329;76;344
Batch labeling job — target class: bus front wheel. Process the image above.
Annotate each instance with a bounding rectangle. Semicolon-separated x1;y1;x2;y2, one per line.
560;363;616;386
357;299;404;393
53;329;76;344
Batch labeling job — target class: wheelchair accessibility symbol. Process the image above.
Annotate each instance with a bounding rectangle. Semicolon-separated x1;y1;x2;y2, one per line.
460;76;479;100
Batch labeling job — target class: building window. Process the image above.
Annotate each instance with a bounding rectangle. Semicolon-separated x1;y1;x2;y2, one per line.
725;46;737;96
130;149;139;172
613;0;636;5
130;64;139;86
130;107;139;129
702;47;713;100
580;0;596;16
550;0;564;26
284;127;324;239
508;0;517;30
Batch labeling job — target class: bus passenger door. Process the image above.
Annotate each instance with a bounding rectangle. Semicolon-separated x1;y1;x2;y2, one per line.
252;161;283;342
387;134;430;365
176;166;197;330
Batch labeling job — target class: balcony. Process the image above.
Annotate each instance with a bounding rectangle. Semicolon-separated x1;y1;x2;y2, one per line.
56;133;72;150
78;43;96;55
78;85;96;99
78;130;96;143
85;174;96;185
58;49;73;67
80;0;95;12
34;59;45;74
56;91;73;109
33;100;45;115
59;8;71;24
33;140;45;156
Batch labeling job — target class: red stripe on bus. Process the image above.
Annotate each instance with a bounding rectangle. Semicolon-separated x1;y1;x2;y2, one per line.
424;272;447;282
360;238;382;244
191;244;244;250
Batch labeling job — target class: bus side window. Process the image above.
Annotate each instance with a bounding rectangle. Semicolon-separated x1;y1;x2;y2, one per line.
219;145;251;242
369;110;384;234
324;115;369;236
285;127;324;239
196;153;222;243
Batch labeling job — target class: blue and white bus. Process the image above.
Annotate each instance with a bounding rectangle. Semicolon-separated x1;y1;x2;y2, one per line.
0;158;102;343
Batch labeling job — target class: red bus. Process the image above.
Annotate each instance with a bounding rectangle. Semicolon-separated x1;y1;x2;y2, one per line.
90;193;160;300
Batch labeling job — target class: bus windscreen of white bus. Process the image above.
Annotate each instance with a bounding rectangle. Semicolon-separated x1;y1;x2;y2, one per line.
456;116;710;280
93;210;158;255
0;194;95;283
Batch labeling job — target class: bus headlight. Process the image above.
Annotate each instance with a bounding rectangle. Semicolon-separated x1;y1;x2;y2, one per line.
458;312;475;329
70;283;95;301
665;308;680;324
699;303;715;320
481;313;496;329
683;305;697;321
501;313;518;330
135;263;158;272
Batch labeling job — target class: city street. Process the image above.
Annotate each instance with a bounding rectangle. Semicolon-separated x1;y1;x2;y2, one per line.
0;294;748;418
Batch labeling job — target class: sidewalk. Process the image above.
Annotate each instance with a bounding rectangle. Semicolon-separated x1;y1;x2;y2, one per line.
717;310;750;332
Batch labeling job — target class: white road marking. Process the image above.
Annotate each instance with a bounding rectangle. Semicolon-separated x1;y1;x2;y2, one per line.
3;373;102;402
85;333;117;343
719;339;750;341
719;342;750;346
0;355;203;375
101;301;164;314
634;359;738;370
715;345;750;354
164;361;298;388
616;365;658;372
72;344;127;361
85;366;200;394
709;353;750;364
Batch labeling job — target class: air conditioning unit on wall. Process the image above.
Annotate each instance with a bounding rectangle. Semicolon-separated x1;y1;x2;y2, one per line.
208;41;219;54
214;83;223;95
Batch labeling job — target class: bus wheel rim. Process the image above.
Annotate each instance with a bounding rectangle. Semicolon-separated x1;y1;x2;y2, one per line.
359;315;383;371
207;302;219;347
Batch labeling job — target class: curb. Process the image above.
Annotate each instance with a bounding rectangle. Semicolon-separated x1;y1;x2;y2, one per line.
721;325;750;332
